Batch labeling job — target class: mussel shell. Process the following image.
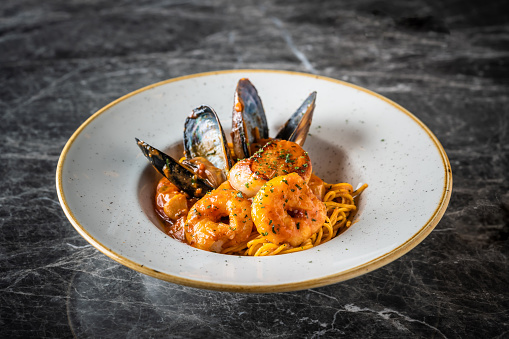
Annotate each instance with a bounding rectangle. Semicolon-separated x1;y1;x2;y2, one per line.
231;78;269;159
136;138;213;198
275;91;316;146
184;105;233;172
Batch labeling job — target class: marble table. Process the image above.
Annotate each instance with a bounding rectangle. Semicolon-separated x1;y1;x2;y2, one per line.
1;0;508;337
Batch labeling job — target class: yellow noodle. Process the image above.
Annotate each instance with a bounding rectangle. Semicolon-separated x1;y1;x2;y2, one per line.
324;202;357;209
255;243;281;256
353;183;368;195
321;220;334;243
221;233;259;254
313;227;324;246
270;243;289;256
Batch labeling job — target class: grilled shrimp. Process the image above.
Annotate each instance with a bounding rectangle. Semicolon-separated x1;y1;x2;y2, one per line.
185;181;253;252
251;173;326;247
228;139;312;198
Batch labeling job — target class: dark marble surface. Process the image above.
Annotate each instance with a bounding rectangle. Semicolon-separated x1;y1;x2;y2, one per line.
1;0;508;337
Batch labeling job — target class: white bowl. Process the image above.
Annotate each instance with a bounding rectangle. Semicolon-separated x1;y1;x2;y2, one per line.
56;70;452;292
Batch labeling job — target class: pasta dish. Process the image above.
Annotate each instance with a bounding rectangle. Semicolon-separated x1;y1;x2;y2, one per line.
137;78;366;256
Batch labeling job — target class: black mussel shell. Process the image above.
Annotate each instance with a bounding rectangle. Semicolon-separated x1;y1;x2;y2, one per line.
275;91;316;146
231;78;269;160
183;105;233;172
136;138;213;198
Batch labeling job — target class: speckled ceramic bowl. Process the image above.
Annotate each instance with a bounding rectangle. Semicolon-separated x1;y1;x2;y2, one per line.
56;70;452;292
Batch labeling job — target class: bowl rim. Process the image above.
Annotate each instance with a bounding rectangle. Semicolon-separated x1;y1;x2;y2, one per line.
56;69;453;293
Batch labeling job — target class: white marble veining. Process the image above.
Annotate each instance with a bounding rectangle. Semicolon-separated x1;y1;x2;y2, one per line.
1;0;508;337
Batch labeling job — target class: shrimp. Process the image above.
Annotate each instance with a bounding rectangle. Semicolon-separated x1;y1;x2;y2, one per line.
185;181;253;252
228;139;312;198
155;177;193;242
251;173;326;247
155;177;190;221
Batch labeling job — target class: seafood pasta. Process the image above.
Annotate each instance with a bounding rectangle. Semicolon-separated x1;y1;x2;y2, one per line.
153;139;367;256
137;78;367;256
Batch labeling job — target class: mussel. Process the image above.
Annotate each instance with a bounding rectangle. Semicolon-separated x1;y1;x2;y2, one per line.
275;91;316;146
136;78;317;198
182;105;233;188
231;78;269;160
137;105;232;197
136;138;213;198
